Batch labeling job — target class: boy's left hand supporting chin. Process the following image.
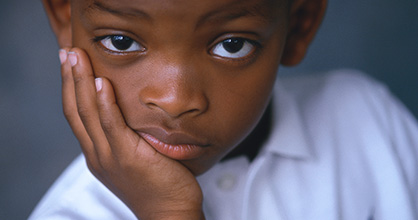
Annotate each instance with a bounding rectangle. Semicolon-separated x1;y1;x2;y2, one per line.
59;47;205;220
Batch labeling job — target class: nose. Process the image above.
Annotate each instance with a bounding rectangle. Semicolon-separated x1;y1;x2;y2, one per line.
139;67;209;119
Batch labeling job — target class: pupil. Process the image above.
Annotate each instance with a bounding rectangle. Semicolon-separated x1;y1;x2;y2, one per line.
222;38;244;53
111;36;133;50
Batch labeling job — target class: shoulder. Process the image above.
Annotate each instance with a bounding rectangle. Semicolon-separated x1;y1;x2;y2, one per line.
277;68;418;142
280;69;388;107
279;69;399;130
277;68;418;177
275;69;418;217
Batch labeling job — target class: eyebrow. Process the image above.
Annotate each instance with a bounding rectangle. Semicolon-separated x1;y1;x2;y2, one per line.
87;0;278;26
88;0;152;21
196;1;277;27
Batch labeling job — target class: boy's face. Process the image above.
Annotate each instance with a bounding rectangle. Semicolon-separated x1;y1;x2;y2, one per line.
69;0;289;175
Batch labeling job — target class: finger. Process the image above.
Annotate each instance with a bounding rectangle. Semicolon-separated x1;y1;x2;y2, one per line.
68;48;111;160
60;48;95;155
95;77;145;159
61;48;101;173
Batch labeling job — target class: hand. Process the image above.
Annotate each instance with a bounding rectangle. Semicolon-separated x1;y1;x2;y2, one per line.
59;48;205;220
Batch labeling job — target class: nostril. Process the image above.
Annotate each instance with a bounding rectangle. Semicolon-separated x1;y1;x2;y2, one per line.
145;102;159;109
143;97;208;118
181;108;201;116
139;87;209;118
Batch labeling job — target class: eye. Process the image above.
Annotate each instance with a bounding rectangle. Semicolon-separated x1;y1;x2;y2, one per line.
211;38;256;59
98;35;144;53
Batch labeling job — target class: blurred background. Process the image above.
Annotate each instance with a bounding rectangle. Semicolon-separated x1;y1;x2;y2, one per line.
0;0;417;219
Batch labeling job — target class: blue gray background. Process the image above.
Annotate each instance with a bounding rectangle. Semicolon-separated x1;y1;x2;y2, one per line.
1;0;417;219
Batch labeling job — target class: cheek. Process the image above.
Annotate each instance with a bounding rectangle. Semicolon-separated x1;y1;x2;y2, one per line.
186;68;277;175
94;66;145;121
215;72;276;150
213;52;281;150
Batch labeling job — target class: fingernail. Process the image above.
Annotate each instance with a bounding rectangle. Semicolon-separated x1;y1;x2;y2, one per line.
68;52;78;66
95;78;103;92
59;49;67;64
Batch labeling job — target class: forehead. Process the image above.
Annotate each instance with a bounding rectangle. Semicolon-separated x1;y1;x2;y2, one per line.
78;0;288;24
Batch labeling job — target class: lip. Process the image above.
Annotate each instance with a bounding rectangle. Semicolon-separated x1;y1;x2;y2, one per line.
136;127;209;160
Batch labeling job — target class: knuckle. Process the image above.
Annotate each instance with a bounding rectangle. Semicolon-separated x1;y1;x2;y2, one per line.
86;154;114;178
63;106;77;121
72;71;90;86
61;71;73;82
77;105;91;119
62;107;72;120
71;68;84;81
97;155;115;172
85;160;102;177
100;160;114;173
96;99;108;110
100;118;115;133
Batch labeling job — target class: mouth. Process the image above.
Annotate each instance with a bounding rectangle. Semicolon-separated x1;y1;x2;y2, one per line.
136;128;209;160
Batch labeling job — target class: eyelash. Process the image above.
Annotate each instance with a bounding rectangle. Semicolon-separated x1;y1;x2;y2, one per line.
210;37;260;60
92;35;261;61
92;35;145;54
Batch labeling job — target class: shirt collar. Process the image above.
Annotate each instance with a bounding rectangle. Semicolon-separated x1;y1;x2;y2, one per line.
261;78;313;160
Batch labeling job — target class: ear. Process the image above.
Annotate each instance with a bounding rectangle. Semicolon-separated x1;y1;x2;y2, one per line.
42;0;72;48
281;0;327;66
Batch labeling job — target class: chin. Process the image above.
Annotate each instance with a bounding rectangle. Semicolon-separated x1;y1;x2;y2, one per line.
180;158;216;176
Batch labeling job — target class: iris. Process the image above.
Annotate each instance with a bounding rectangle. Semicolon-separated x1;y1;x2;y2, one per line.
111;36;134;50
222;38;244;53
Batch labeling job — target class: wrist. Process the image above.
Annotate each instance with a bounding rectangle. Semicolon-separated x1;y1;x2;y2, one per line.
155;210;205;220
139;209;205;220
131;197;205;220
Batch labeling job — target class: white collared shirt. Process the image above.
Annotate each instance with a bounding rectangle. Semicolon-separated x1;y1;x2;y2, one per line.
29;70;418;220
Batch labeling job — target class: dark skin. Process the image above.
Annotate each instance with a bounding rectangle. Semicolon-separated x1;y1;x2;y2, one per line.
44;0;326;219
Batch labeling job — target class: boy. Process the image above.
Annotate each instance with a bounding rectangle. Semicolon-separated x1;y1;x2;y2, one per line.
30;0;418;219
